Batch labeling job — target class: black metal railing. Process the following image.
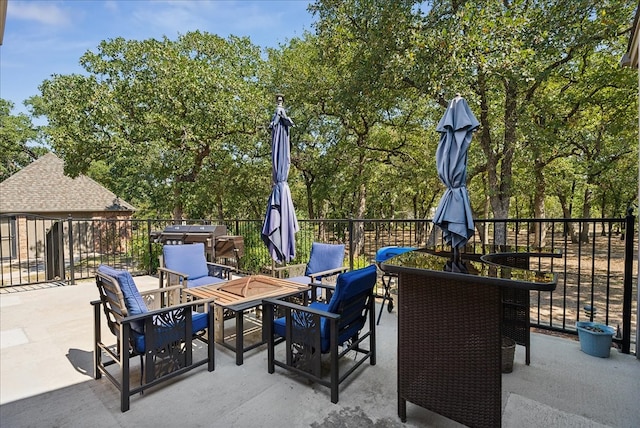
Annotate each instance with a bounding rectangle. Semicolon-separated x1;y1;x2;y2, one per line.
0;213;637;353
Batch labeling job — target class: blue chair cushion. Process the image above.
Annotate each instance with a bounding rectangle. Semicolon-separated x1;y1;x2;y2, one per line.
274;265;377;353
163;243;209;280
286;276;311;285
285;276;323;301
98;265;147;317
187;276;226;288
132;311;208;354
326;265;377;314
305;243;345;276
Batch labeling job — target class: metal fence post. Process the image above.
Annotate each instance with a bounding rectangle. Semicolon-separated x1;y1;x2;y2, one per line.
56;219;65;283
147;219;153;275
67;217;75;285
622;208;635;354
348;218;354;270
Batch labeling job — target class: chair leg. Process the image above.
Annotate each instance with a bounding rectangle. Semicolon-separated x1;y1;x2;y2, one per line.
330;354;339;403
208;306;215;372
139;355;144;393
93;303;102;380
330;318;339;404
121;329;131;412
264;303;275;374
369;296;377;366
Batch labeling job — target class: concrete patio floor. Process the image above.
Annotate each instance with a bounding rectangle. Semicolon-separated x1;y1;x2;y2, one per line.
1;276;638;427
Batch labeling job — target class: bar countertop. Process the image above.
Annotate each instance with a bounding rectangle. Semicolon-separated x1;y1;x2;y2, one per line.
381;248;557;292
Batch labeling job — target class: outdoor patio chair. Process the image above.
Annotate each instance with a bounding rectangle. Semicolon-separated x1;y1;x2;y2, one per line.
272;242;347;300
263;264;377;403
272;242;347;284
159;242;234;289
92;264;215;412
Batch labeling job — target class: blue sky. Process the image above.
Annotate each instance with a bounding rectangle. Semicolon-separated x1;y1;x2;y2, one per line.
1;0;315;117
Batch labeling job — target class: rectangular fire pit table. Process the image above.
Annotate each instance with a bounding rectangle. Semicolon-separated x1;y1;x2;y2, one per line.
182;275;310;365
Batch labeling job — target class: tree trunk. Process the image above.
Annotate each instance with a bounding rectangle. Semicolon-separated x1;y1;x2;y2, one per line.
533;159;547;247
600;192;607;236
216;193;224;220
172;186;183;222
317;201;328;239
557;191;578;243
352;181;367;258
580;186;593;243
476;72;517;246
303;172;316;219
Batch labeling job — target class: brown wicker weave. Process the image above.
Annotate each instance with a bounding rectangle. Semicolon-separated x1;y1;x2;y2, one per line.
489;253;532;366
385;248;556;427
501;287;531;364
397;271;502;428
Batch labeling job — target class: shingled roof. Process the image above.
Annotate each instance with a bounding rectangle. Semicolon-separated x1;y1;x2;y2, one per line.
0;152;136;214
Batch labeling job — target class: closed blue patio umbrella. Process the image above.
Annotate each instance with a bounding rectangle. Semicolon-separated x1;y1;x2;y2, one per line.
261;94;299;263
432;95;479;265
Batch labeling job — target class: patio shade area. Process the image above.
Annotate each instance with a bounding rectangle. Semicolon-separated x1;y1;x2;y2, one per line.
1;276;639;427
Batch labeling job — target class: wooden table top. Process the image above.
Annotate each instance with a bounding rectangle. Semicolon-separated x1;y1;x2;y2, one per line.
182;275;309;308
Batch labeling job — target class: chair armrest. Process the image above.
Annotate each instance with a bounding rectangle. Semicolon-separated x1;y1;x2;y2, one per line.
121;299;216;351
271;263;307;279
123;298;216;325
262;297;340;320
205;261;235;279
309;267;345;301
139;285;184;309
157;266;189;278
158;266;190;289
309;282;336;291
272;263;306;272
139;284;184;297
308;266;348;282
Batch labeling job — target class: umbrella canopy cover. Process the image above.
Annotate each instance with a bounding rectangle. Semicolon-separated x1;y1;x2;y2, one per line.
432;96;480;249
261;98;299;263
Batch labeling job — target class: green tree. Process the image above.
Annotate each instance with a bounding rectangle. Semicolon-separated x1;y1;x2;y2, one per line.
0;99;43;181
397;0;637;242
31;32;267;220
308;0;437;252
19;2;637;229
263;36;331;221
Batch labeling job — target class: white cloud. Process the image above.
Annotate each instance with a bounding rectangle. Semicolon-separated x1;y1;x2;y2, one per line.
1;0;314;113
131;4;206;36
126;1;306;41
8;1;72;26
104;0;120;13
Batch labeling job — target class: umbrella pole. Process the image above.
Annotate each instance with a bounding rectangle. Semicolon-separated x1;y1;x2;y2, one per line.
453;246;459;264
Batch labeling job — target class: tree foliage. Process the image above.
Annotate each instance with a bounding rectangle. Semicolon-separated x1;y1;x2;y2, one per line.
401;0;637;225
31;32;268;220
0;99;43;181
13;1;637;228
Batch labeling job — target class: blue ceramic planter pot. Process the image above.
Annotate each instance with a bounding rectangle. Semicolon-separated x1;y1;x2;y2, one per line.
576;321;615;358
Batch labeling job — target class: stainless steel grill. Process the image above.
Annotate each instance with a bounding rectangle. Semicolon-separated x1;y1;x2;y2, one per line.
150;225;229;261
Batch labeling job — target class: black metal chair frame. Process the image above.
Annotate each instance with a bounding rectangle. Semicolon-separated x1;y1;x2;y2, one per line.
158;260;235;290
263;282;376;404
271;263;348;282
92;271;215;412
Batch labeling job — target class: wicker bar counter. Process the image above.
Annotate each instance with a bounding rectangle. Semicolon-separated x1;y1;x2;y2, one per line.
381;249;557;428
424;245;561;365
